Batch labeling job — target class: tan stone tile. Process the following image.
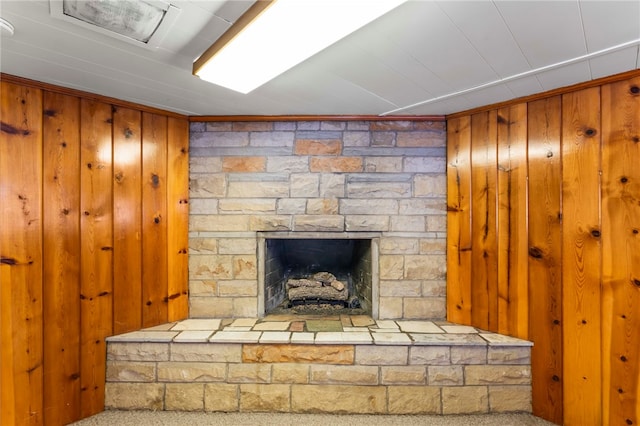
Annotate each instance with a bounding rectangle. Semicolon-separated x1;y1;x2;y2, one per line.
170;342;242;363
240;384;291;412
381;366;427;385
291;384;386;413
451;346;487;365
372;332;411;345
174;330;214;342
464;365;531;385
350;315;375;327
165;383;205;411
106;361;156;382
105;383;164;410
253;321;291;331
228;363;271;383
310;365;378;385
271;364;309;384
171;318;221;331
388;386;441;414
396;320;443;334
355;346;408;365
441;325;478;334
409;346;450;366
107;342;170;362
488;346;531;365
428;365;464;386
442;386;489;414
204;384;239;412
489;385;532;413
259;332;291;343
242;344;354;364
230;318;258;327
157;361;226;382
209;330;262;343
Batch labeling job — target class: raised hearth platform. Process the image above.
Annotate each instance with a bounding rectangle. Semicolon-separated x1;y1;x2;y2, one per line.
105;316;532;415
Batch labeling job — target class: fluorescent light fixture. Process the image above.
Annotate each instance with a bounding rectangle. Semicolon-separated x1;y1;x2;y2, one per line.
50;0;180;49
193;0;407;94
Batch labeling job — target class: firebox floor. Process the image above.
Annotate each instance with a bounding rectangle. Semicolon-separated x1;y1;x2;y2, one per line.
107;315;532;347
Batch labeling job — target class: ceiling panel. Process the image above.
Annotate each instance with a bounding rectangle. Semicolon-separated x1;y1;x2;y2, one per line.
0;0;638;117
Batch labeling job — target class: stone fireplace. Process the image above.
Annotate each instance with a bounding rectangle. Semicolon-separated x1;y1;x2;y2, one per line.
188;119;447;320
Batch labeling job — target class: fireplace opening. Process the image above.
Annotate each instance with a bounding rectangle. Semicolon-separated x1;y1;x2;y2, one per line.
258;233;379;317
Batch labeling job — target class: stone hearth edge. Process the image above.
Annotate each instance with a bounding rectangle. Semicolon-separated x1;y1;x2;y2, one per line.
105;318;532;415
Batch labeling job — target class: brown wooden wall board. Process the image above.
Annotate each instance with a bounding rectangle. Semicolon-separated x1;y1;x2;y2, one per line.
446;116;472;325
42;92;82;425
601;77;640;426
527;96;564;424
0;82;44;425
112;107;143;335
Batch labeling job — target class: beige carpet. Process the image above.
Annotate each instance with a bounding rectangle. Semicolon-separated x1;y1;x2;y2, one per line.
72;410;555;426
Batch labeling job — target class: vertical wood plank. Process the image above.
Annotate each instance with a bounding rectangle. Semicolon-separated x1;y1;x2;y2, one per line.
470;111;498;331
0;82;44;426
112;107;142;334
142;112;168;327
79;99;113;418
601;77;640;426
42;92;81;425
446;116;472;325
527;96;564;424
496;103;528;338
167;117;190;321
562;87;602;426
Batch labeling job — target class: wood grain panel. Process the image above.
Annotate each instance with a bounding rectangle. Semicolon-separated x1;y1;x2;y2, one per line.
496;104;528;337
167;117;190;321
561;87;603;426
470;111;498;330
79;99;113;418
142;112;169;327
601;77;640;426
527;96;564;424
0;82;44;426
446;116;472;325
42;92;82;425
112;107;142;334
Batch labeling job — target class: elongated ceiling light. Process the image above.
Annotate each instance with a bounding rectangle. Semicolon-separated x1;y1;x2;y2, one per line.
193;0;406;94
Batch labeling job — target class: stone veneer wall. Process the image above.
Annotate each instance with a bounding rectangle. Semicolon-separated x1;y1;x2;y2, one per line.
188;120;447;319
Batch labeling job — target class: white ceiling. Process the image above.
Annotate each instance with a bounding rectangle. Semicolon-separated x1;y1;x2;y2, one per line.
1;0;639;117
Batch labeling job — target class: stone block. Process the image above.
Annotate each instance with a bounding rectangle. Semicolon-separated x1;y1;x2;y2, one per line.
217;280;257;297
403;297;446;319
107;342;169;362
319;174;346;198
379;280;422;297
413;121;446;132
189;255;233;280
203;122;231;131
427;215;447;232
388;386;441;414
347;182;411;198
277;198;307;214
343;131;370;147
297;121;320;130
404;255;446;280
271;364;310;384
364;157;403;173
295;139;342;155
189;198;218;214
218;238;256;255
414;174;447;197
379;255;404;280
165;383;205;411
250;131;294;147
340;199;398;215
420;239;446;254
104;382;164;410
381;366;427;385
204;383;239;412
189;238;218;254
189;280;217;296
227;181;290;198
306;198;339;215
222;157;266;172
345;215;390;232
310;157;363;173
267;156;309;173
243;344;354;364
234;122;273;131
370;121;413;131
422;280;447;297
290;173;320;198
218;199;276;214
441;386;489;414
290;384;386;414
232;298;258;317
465;365;532;385
488;346;531;365
190;215;249;232
378;296;403;319
403;157;446;173
170;342;242;363
194;131;247;147
320;121;346;131
293;215;344;232
379;237;420;255
310;365;379;385
240;384;291;412
409;346;450;366
397;131;446;147
450;346;487;365
157;361;226;382
232;255;257;279
346;122;370;131
428;365;464;386
390;215;426;232
371;131;395;146
189;296;233;317
189;174;226;198
399;199;446;215
228;363;272;383
489;385;532;413
355;345;408;365
274;122;296;131
106;361;156;382
190;157;222;173
249;215;292;231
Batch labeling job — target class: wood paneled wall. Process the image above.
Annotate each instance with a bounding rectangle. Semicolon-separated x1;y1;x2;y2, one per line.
447;72;640;425
0;77;189;425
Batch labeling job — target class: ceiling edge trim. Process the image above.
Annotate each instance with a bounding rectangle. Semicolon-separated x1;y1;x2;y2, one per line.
189;115;445;122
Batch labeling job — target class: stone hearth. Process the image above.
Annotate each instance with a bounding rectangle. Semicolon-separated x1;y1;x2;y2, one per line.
105;317;532;414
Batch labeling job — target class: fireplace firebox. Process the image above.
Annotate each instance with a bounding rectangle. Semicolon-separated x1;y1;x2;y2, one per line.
258;232;379;317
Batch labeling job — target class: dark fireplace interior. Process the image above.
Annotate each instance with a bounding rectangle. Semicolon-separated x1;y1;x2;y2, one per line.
263;238;373;316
